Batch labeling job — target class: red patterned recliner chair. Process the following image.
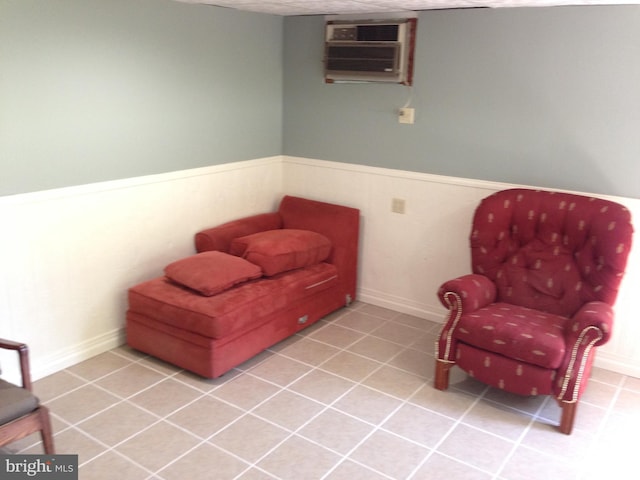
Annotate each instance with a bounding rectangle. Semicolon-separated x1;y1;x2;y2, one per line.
435;188;633;434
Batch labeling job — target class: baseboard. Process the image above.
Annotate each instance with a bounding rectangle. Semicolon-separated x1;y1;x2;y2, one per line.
358;287;445;323
594;353;640;378
32;328;126;381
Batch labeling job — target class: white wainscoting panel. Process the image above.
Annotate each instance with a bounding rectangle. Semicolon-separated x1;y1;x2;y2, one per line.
2;156;637;382
0;157;283;382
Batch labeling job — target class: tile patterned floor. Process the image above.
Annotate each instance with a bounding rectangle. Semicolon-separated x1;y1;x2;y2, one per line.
5;302;640;479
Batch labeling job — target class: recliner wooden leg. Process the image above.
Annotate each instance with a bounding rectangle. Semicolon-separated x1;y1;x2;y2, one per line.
434;360;453;390
558;400;577;435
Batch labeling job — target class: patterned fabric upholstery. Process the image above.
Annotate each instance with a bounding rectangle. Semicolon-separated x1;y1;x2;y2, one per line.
436;189;633;408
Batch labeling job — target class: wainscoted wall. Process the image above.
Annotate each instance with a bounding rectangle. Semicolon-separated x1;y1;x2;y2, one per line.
282;156;640;378
1;156;638;382
0;158;283;382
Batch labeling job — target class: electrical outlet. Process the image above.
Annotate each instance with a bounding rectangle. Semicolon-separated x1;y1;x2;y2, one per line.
398;107;415;124
391;198;406;214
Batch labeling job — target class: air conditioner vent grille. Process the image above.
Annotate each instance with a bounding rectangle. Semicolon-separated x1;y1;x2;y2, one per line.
326;45;398;73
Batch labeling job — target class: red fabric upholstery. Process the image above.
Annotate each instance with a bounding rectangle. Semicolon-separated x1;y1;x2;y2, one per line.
436;189;633;433
127;196;360;378
230;229;332;276
164;251;262;296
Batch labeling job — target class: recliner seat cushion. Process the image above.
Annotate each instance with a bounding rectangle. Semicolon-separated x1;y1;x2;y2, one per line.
454;302;567;369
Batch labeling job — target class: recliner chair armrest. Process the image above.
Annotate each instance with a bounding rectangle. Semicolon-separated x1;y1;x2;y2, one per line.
555;301;614;403
437;274;497;313
567;301;614;348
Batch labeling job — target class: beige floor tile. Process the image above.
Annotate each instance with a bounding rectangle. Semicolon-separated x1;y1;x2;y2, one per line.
333;385;402;425
138;355;184;376
462;400;532;441
408;330;439;354
579;380;619;409
159;443;248;480
436;424;515;474
382;403;455;448
212;374;280;410
128;378;204;417
333;310;388;333
388;348;432;378
612;388;640;417
210;413;289;463
77;401;158;446
52;427;107;464
47;384;120;424
358;304;400;320
623;375;640;392
371;322;425;346
582;412;640;480
324;460;390;479
347;335;405;363
410;383;477;420
114;421;200;472
498;444;576;480
17;303;635;480
298;408;374;454
320;351;381;382
109;344;148;361
235;467;280;479
309;323;366;348
411;452;492;480
519;421;596;462
349;430;430;479
167;395;244;439
174;368;239;392
363;365;425;400
482;388;547;415
247;354;311;386
541;401;607;433
288;369;356;404
65;351;132;381
278;337;341;365
589;367;626;386
233;349;276;372
257;435;341;480
34;370;89;403
394;313;432;330
94;363;167;398
252;390;325;431
80;451;150;480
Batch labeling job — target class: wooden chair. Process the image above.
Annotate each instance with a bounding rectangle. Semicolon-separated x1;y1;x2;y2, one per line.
0;338;54;453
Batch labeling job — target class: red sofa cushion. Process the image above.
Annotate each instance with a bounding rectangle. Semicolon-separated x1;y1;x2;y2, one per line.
230;229;332;276
164;251;262;296
128;263;338;340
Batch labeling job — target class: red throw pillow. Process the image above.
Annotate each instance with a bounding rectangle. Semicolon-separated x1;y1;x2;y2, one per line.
164;251;262;296
230;229;332;276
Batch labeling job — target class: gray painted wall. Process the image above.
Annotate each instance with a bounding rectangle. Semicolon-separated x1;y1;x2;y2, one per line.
283;7;640;198
0;0;283;196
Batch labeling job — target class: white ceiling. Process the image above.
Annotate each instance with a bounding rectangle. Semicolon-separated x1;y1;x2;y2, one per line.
175;0;637;16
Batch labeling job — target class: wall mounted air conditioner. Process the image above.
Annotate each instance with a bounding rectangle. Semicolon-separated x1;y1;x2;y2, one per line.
324;17;417;85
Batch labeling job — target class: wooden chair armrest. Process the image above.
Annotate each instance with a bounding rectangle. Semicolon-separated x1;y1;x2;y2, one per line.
0;338;32;391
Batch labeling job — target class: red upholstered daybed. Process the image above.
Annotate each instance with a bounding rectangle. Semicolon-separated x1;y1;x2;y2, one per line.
126;196;360;378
